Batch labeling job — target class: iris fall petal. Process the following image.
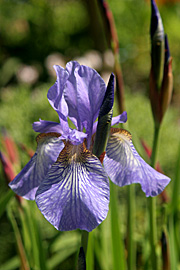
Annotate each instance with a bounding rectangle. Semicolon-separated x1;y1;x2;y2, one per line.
9;133;64;200
103;128;170;197
33;119;63;134
35;142;109;231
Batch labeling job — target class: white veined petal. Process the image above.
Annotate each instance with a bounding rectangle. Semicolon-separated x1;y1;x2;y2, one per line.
104;128;170;197
35;142;109;231
9;133;64;200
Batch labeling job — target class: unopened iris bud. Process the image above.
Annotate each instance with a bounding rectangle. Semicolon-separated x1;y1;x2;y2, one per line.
149;1;173;125
161;35;173;119
93;73;114;158
150;0;164;91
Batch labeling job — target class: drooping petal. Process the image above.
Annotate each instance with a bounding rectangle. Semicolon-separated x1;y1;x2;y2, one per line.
111;111;127;126
35;142;109;232
9;133;64;200
33;119;63;133
103;128;170;197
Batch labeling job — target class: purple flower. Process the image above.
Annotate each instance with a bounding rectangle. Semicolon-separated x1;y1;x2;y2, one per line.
9;61;170;232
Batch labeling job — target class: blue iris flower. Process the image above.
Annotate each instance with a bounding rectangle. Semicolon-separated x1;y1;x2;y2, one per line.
9;61;170;232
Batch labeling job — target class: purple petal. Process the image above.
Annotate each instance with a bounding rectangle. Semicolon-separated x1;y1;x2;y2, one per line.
150;0;163;40
35;142;109;231
76;65;106;131
164;34;170;65
111;111;127;126
64;61;82;130
9;133;64;200
61;129;87;145
47;65;69;133
33;119;63;133
103;128;170;197
47;65;68;114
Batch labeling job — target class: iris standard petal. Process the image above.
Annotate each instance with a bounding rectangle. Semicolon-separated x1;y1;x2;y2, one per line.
47;65;69;133
47;65;68;113
33;119;63;133
103;128;170;197
9;133;64;200
75;64;107;138
35;142;110;232
64;61;82;130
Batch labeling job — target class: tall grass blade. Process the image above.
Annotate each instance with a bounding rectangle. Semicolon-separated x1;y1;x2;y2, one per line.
7;205;30;270
168;141;180;269
0;256;20;270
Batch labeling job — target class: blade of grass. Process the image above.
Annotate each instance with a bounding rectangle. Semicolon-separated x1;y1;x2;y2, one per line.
0;256;20;270
168;141;180;269
47;246;78;270
171;142;180;214
48;231;80;270
7;205;30;270
29;201;47;270
97;213;112;270
50;231;80;253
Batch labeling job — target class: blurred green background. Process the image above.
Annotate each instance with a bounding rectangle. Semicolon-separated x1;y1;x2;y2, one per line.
0;0;180;269
0;0;180;174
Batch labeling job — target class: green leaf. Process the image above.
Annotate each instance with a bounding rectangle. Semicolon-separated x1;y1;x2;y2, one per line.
21;201;47;270
48;231;81;269
171;142;180;214
50;231;80;253
0;256;20;270
7;205;30;270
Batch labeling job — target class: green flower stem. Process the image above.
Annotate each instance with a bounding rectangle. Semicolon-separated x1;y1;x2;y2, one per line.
86;232;94;270
148;124;160;270
122;120;135;270
81;230;89;256
110;181;126;270
127;184;136;270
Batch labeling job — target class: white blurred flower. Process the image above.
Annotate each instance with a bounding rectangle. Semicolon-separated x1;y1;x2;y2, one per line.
45;53;66;78
16;65;39;85
103;49;115;69
74;50;102;71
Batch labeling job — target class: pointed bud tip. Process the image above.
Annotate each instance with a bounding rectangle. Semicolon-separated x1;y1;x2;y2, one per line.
150;0;159;38
99;73;114;118
150;0;164;41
